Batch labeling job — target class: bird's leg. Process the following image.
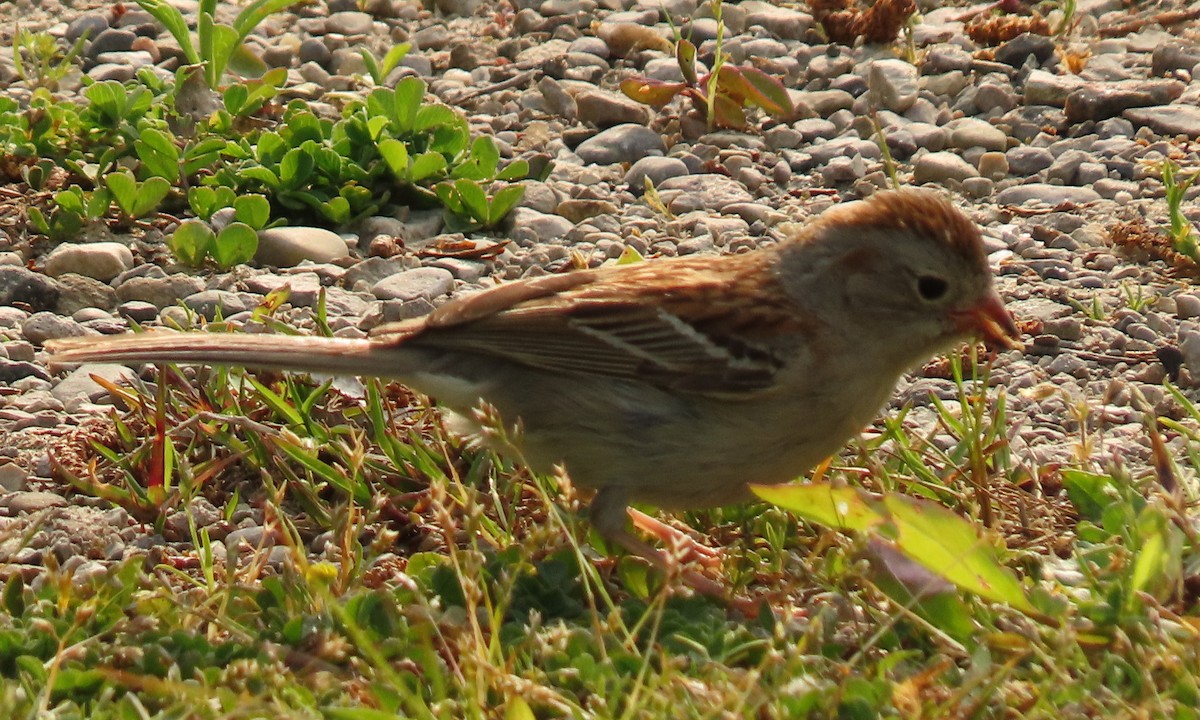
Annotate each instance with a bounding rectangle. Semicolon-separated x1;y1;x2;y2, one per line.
626;508;723;570
589;488;727;598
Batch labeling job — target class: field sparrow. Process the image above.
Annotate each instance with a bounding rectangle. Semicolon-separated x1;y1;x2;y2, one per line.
48;189;1019;578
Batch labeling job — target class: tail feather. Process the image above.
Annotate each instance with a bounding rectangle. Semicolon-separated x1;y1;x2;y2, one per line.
45;331;394;378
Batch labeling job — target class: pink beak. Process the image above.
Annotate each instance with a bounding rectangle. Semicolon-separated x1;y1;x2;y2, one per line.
955;292;1022;350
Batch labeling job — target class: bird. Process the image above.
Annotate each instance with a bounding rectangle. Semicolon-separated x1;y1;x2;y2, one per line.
47;189;1019;586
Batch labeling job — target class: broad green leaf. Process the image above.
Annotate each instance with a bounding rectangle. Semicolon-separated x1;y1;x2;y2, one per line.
751;484;883;532
379;138;410;176
211;222;258;268
135;0;198;63
135;127;180;181
226;41;268;78
53;188;86;215
414;103;457;132
233;194;270;229
392;76;425;131
168;219;216;266
188;186;218;218
676;39;698;85
487;184;524;226
103;172;138;216
320;196;351;224
497;158;529;182
410;151;447;182
453;179;489;222
279;146;315;188
131;176;171;217
223;83;249;115
1061;469;1118;521
379;42;411;77
881;494;1035;613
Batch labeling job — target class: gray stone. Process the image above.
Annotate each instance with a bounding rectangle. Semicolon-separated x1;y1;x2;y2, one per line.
658;174;754;213
182;290;249;320
115;275;205;308
867;58;919;113
21;312;92;344
372;267;455;302
995;184;1101;205
326;11;374;35
913;152;979;184
574;124;666;165
52;363;139;409
1123;106;1200;138
3;491;67;514
1006;146;1055;176
55;274;119;315
625;156;689;191
573;88;650;127
255;227;350;267
947;118;1007;152
507;208;575;241
0;267;61;312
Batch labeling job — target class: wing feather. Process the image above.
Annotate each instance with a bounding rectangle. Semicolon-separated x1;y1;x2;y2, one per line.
369;253;810;395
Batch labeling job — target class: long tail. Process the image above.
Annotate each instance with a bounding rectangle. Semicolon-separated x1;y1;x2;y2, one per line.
45;331;403;378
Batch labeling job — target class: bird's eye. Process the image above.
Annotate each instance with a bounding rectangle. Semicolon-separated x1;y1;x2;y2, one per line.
916;275;949;301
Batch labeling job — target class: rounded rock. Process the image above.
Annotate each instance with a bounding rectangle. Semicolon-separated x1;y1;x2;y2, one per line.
44;242;134;282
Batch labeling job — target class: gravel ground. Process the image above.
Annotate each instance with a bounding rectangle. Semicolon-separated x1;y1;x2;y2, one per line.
1;0;1200;582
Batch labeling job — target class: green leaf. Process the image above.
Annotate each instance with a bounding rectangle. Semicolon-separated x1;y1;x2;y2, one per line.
676;39;698;85
103;172;138;216
413;103;457;132
53;187;86;215
168;219;216;266
182;137;228;175
279;146;315;188
233;194;270;229
135;127;181;181
3;575;25;617
453;179;489;222
1061;470;1117;521
497;159;529;182
135;0;198;64
391;76;425;132
188;186;218;218
486;184;524;226
211;222;258;268
223;83;249;116
319;196;351;224
752;484;883;532
27;207;50;235
753;483;1036;614
410;151;447;183
378;138;410;178
379;42;411;77
132;176;170;218
880;494;1035;613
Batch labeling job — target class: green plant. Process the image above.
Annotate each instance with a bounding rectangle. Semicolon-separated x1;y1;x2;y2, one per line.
171;193;270;267
135;0;299;89
435;178;525;232
359;42;412;86
27;186;112;240
1160;159;1199;261
620;1;793;130
13;27;86;91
